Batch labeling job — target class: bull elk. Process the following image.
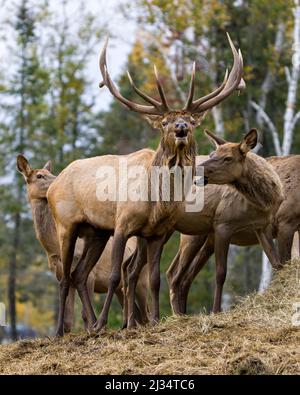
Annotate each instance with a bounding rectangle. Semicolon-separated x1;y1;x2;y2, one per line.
17;155;149;331
167;154;300;314
47;33;244;336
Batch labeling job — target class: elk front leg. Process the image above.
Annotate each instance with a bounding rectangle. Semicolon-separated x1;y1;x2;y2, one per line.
64;286;76;333
81;272;95;330
94;231;127;332
147;237;165;325
277;224;295;264
255;228;282;269
135;265;150;325
177;235;215;314
56;225;77;337
126;238;148;328
212;228;231;314
167;235;206;315
72;233;110;329
121;248;138;328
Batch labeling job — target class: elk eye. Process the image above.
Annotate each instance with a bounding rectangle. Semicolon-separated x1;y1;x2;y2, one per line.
224;157;233;162
190;119;196;125
162;121;168;127
37;174;43;179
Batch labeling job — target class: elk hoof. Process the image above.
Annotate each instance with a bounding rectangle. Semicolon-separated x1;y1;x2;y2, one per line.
93;319;106;333
150;318;159;326
55;329;64;338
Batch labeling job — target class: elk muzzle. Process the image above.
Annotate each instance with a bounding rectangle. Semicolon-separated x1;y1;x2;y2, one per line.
175;122;189;146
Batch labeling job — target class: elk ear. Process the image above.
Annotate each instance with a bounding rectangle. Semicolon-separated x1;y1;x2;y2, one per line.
143;115;163;130
192;112;208;126
43;160;52;172
239;128;258;154
16;155;32;178
204;129;226;148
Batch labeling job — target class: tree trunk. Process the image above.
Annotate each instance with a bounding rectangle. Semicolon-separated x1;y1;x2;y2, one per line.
8;210;21;341
282;1;300;155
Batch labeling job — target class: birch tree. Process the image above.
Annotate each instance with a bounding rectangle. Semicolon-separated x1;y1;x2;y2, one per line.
251;1;300;291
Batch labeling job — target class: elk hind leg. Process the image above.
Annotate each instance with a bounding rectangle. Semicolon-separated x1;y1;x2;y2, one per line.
212;228;231;314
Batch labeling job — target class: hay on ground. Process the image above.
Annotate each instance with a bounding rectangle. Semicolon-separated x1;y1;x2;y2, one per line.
0;260;299;375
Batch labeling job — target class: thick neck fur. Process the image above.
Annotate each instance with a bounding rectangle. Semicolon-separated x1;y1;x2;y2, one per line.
30;198;59;255
146;134;197;228
152;134;197;169
232;152;284;211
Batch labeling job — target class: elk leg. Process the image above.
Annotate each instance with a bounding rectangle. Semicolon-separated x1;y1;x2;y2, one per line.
81;272;95;330
94;231;127;332
167;235;206;314
212;228;231;314
56;225;78;337
147;237;165;325
127;239;148;328
72;233;110;329
64;286;76;333
121;248;138;328
255;228;282;269
135;269;150;325
178;235;215;314
277;224;295;264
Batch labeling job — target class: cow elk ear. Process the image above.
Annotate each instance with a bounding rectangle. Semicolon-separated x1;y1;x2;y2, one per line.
43;160;52;172
143;115;164;130
204;129;227;148
239;128;258;154
17;155;32;179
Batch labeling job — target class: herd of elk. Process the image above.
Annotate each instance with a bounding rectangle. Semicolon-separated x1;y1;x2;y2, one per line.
17;33;296;337
45;33;244;336
17;155;149;331
167;153;300;314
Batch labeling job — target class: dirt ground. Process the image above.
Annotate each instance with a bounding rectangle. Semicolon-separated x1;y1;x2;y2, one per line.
0;260;299;375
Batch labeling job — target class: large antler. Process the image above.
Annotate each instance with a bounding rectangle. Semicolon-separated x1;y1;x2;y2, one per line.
99;37;170;115
99;33;244;116
184;33;244;113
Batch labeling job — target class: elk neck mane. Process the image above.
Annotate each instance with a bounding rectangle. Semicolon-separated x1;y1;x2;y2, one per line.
151;132;197;169
232;152;284;211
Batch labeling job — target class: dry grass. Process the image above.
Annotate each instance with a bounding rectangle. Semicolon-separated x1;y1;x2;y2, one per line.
0;260;299;375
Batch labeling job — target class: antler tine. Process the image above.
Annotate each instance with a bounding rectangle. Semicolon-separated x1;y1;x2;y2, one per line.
188;33;244;114
99;38;167;115
187;68;229;111
184;61;196;111
126;70;161;107
154;65;169;111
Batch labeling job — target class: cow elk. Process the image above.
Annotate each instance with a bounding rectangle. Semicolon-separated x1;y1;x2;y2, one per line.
47;33;244;335
166;129;284;314
17;155;149;332
168;153;300;314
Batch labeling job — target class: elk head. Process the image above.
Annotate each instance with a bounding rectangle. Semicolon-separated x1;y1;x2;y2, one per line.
201;128;258;185
17;155;56;199
99;34;244;168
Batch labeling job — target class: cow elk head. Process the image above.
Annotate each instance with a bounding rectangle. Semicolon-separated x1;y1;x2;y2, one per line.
201;128;258;185
17;155;56;199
